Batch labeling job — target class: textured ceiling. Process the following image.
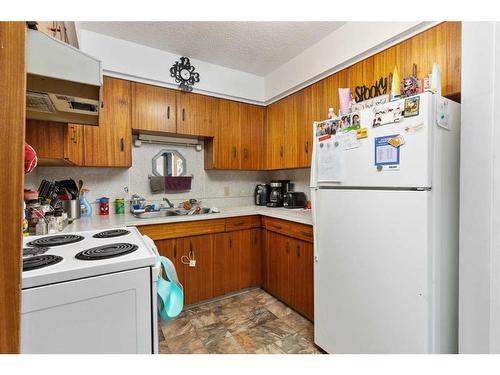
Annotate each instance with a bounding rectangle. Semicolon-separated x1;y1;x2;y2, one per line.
78;21;345;76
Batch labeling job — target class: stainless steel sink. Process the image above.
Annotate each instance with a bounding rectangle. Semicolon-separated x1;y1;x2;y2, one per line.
132;208;215;219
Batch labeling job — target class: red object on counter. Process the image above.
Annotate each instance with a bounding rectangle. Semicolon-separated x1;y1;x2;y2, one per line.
99;197;110;216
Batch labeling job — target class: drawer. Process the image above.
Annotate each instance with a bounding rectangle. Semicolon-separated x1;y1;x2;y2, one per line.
137;218;226;240
263;217;313;243
225;215;261;231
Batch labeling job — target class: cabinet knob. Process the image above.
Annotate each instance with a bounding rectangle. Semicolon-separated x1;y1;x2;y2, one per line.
305;141;309;153
280;146;284;158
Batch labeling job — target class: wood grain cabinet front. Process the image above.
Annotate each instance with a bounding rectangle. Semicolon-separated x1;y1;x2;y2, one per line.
84;76;132;167
131;82;177;134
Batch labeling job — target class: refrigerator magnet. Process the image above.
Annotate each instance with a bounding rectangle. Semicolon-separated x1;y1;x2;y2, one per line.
375;135;400;170
356;128;368;139
387;135;405;148
403;96;420;118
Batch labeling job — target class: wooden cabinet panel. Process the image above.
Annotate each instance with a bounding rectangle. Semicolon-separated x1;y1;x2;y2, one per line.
266;230;290;303
265;99;285;169
294;86;314;167
177;92;216;137
25;120;84;166
155;238;185;289
225;215;261;231
65;124;85;166
131;82;176;133
289;239;314;320
240;104;264;170
84;76;132;167
137;218;226;241
263;216;313;243
181;234;214;305
215;99;241;169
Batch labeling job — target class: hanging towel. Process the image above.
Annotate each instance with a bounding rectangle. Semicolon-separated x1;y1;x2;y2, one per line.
149;175;166;193
164;176;192;191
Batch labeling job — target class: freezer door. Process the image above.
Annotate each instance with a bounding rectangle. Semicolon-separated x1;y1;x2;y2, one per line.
314;189;430;353
315;93;433;188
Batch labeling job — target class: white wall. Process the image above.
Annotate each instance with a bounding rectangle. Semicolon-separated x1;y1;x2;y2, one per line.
459;21;500;354
264;22;436;102
77;29;266;104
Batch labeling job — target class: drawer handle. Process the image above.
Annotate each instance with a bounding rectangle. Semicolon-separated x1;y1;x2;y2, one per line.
300;230;312;237
120;137;124;152
231;221;245;226
167;106;170;119
229;238;232;248
280;145;284;158
244;148;248;159
305;141;309;153
272;224;282;230
296;245;300;256
182;108;185;121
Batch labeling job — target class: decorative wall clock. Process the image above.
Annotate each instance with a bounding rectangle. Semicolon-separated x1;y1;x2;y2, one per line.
170;57;200;92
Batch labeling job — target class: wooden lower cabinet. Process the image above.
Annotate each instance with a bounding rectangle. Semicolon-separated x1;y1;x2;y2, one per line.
144;217;312;319
213;228;261;297
264;229;314;320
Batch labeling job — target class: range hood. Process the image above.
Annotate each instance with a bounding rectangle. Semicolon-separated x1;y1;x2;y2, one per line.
26;28;102;125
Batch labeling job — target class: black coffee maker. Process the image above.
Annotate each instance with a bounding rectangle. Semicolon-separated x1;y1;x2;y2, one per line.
266;180;290;207
254;184;270;206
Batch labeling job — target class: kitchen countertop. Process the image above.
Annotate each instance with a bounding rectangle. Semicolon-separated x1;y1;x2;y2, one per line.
62;206;313;233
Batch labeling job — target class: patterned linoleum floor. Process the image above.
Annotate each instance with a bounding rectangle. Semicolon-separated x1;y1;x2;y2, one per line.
158;288;322;354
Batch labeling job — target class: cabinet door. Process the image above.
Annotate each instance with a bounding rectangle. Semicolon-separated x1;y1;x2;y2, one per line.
266;231;290;302
240;104;264;170
239;228;261;289
25;120;84;166
265;100;285;170
131;82;176;133
290;238;314;320
283;94;298;169
215;99;241;169
295;87;314;168
181;234;214;305
213;232;239;297
64;124;85;166
155;238;184;288
84;77;132;167
177;92;216;137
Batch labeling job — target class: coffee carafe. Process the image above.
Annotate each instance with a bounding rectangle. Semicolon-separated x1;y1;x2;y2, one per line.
267;181;284;207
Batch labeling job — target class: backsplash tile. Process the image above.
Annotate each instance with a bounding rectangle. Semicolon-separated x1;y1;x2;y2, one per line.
25;139;273;214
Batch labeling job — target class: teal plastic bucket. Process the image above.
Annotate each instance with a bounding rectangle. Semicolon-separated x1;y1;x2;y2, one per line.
157;256;184;321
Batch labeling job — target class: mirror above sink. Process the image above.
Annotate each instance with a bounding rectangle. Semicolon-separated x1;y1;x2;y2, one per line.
152;149;186;177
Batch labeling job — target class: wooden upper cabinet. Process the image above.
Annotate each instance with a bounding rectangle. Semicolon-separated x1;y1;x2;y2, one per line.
177;92;216;137
131;82;176;133
295;86;314;168
84;76;132;167
25;120;84;166
240;104;264;170
265;99;285;170
214;99;241;169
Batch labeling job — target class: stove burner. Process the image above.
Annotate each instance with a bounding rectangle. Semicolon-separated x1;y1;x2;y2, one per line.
75;243;138;260
93;229;131;239
26;234;84;247
23;247;49;257
23;255;63;271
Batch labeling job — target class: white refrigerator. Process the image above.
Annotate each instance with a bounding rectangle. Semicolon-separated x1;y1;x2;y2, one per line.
310;92;460;353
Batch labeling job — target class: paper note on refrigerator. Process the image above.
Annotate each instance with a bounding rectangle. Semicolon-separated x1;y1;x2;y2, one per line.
317;135;345;182
339;131;360;150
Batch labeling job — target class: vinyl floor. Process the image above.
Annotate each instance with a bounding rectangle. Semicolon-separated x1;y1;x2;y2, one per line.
158;288;322;354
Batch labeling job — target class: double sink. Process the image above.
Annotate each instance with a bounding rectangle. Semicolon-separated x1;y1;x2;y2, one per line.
132;207;215;219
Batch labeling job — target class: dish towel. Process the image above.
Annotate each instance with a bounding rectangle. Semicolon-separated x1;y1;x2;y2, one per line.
164;176;192;191
149;176;166;193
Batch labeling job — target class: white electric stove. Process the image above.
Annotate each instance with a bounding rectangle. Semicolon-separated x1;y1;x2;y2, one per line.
21;227;160;354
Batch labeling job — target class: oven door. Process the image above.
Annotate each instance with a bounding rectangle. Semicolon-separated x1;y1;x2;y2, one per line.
21;267;152;354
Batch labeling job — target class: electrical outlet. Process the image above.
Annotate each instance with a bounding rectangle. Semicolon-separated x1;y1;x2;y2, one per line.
189;259;196;267
224;186;230;197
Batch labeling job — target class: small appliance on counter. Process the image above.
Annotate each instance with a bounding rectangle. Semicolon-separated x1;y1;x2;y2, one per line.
266;180;290;207
283;192;307;209
254;184;270;206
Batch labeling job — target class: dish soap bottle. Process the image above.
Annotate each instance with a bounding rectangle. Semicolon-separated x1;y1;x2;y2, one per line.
80;188;92;217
